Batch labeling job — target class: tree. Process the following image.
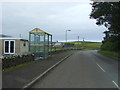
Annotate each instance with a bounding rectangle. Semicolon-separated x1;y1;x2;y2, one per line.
90;2;120;52
90;2;120;35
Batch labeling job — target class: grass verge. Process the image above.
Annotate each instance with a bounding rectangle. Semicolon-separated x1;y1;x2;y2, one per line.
98;50;120;59
3;61;35;72
3;50;67;72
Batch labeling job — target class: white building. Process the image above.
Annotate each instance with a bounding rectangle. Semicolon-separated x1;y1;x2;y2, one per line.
54;42;64;48
0;34;29;56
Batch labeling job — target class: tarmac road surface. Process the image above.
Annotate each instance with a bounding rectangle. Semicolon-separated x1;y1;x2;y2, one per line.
31;50;119;88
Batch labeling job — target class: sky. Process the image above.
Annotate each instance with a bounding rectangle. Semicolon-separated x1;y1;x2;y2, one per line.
0;0;107;42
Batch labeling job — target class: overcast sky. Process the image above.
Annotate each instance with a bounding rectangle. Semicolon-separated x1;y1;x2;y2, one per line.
1;1;106;42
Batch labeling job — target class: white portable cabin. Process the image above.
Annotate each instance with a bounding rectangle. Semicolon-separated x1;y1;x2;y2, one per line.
0;35;29;56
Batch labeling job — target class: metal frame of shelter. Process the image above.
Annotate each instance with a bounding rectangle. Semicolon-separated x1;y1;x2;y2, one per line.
29;28;52;59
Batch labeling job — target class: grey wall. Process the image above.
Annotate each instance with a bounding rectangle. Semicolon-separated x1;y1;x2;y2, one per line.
20;40;29;54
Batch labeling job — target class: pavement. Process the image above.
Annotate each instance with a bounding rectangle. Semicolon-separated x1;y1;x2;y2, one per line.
30;50;119;88
2;50;75;88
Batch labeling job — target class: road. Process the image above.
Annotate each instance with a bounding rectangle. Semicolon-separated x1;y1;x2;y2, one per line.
31;50;119;88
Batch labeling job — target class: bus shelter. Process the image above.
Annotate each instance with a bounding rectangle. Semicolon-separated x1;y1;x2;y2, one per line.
29;28;52;59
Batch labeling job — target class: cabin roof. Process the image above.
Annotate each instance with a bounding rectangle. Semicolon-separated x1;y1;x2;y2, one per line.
0;34;12;37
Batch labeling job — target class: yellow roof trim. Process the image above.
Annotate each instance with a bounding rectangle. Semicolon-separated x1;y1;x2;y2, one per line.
30;28;45;33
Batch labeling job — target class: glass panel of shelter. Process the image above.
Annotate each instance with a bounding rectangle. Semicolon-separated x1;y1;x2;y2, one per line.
49;35;52;54
45;33;49;58
29;30;52;59
29;34;35;52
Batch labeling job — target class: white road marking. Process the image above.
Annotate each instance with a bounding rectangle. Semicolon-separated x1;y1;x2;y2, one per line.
112;81;120;89
96;63;106;72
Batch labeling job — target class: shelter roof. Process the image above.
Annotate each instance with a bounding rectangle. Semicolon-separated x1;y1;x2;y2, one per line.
30;28;45;33
30;28;52;35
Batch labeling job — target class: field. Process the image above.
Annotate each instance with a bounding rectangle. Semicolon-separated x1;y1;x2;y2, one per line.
69;41;120;59
83;41;102;50
55;41;120;59
68;41;102;50
51;41;102;51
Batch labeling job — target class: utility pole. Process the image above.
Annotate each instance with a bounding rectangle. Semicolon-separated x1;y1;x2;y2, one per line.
83;37;84;42
77;36;80;50
78;36;79;42
19;34;22;38
82;37;85;48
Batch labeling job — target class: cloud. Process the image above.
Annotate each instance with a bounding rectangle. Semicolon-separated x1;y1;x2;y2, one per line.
2;2;106;42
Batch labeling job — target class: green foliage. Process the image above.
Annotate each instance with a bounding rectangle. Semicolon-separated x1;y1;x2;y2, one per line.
90;2;120;35
101;35;120;52
90;2;120;52
98;50;120;59
83;42;102;50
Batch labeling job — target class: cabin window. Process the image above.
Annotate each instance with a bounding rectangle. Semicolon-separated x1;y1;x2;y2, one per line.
23;42;26;47
4;40;15;54
5;41;9;53
10;41;14;53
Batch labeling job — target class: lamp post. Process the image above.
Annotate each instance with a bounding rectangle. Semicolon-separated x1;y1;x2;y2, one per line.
66;30;71;42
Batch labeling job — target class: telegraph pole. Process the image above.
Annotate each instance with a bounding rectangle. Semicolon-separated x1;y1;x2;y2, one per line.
82;37;85;48
78;36;79;42
83;37;84;42
19;34;22;38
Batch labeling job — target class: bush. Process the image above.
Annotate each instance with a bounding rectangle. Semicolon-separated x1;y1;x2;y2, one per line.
101;35;120;52
2;54;34;69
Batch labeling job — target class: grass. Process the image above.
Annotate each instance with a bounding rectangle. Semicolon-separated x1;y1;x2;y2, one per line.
3;61;35;72
83;42;102;50
52;47;64;51
62;41;102;50
98;50;120;59
68;41;102;50
3;50;68;72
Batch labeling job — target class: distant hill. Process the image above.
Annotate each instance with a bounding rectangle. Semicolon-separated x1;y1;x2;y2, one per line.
66;41;102;50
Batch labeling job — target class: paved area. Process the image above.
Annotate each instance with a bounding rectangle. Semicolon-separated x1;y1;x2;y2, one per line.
2;50;75;88
31;50;119;88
